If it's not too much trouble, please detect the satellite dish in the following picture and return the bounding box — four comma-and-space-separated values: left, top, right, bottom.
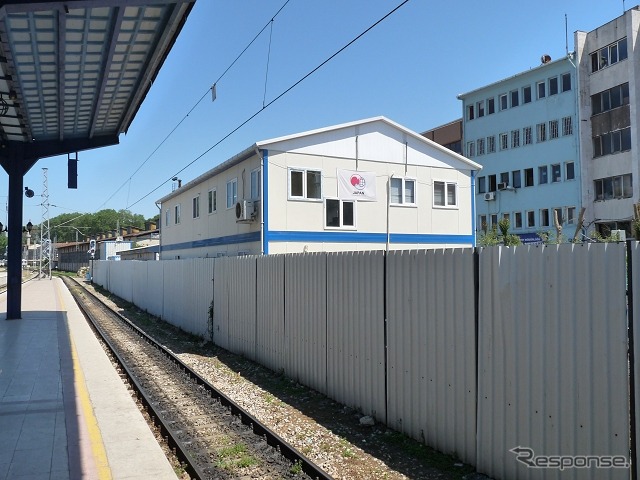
541, 54, 552, 64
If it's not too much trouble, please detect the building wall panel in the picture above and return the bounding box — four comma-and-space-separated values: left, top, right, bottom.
326, 251, 386, 420
477, 243, 629, 480
386, 248, 477, 464
284, 253, 328, 394
256, 255, 286, 372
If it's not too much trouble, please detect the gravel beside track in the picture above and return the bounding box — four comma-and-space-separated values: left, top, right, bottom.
66, 276, 478, 480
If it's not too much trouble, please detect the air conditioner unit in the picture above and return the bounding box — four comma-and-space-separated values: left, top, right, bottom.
497, 182, 509, 191
484, 192, 496, 201
235, 200, 255, 222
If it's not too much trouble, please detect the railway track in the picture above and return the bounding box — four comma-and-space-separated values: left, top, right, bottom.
63, 276, 331, 480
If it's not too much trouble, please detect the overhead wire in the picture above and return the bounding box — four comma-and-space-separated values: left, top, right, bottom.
127, 0, 411, 210
98, 0, 293, 212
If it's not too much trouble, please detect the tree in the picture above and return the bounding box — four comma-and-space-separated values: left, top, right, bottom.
38, 209, 149, 243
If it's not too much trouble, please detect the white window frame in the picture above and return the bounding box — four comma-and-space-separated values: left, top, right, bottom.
324, 198, 356, 229
192, 195, 200, 219
540, 208, 550, 227
226, 178, 237, 209
389, 177, 417, 206
514, 212, 523, 229
500, 132, 508, 150
511, 129, 520, 148
208, 188, 217, 214
487, 135, 496, 153
565, 161, 575, 181
433, 180, 458, 209
288, 167, 322, 201
467, 141, 475, 157
165, 209, 170, 227
174, 204, 181, 225
250, 168, 261, 200
549, 119, 559, 139
567, 206, 576, 224
562, 116, 573, 136
477, 138, 485, 156
527, 210, 536, 228
551, 164, 561, 183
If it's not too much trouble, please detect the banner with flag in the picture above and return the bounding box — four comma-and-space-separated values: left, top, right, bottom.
337, 169, 377, 201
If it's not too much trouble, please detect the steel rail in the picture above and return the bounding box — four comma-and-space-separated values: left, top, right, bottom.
63, 277, 206, 480
64, 276, 332, 480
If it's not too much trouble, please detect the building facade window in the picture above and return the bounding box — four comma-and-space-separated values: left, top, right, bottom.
510, 89, 519, 107
514, 212, 523, 229
477, 101, 485, 117
591, 83, 630, 115
536, 122, 546, 142
192, 196, 200, 219
537, 81, 546, 99
208, 188, 217, 214
500, 172, 509, 184
594, 174, 632, 200
325, 198, 355, 228
551, 164, 561, 182
488, 174, 497, 192
524, 168, 534, 187
165, 209, 170, 227
540, 208, 550, 227
467, 141, 475, 157
549, 120, 559, 139
512, 170, 521, 188
511, 129, 520, 148
390, 177, 416, 205
487, 98, 495, 115
477, 138, 485, 156
549, 76, 558, 96
226, 178, 238, 208
250, 168, 261, 200
478, 176, 486, 194
561, 73, 571, 92
553, 208, 563, 225
433, 181, 457, 207
500, 93, 508, 110
174, 204, 181, 225
562, 116, 573, 136
523, 85, 532, 104
565, 162, 575, 180
289, 168, 321, 200
487, 135, 496, 153
567, 206, 576, 224
539, 165, 548, 184
591, 37, 628, 73
593, 127, 632, 157
524, 126, 532, 145
527, 210, 535, 228
500, 132, 508, 150
467, 105, 474, 120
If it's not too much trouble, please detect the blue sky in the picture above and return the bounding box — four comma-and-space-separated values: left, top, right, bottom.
15, 0, 628, 225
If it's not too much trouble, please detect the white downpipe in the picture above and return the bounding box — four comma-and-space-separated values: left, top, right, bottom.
387, 173, 394, 252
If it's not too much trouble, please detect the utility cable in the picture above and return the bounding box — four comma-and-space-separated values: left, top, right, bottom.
127, 0, 411, 210
98, 0, 293, 212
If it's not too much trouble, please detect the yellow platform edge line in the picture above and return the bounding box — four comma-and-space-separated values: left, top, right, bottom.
55, 280, 113, 480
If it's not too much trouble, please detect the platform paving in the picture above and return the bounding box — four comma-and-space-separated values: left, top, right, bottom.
0, 277, 177, 480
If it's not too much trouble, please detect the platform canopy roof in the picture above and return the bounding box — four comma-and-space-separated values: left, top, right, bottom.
0, 0, 194, 161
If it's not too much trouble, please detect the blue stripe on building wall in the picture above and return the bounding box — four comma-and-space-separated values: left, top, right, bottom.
471, 170, 476, 246
162, 231, 261, 252
262, 149, 269, 255
267, 230, 474, 245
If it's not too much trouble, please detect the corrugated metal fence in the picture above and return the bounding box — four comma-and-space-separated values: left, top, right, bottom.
92, 243, 635, 479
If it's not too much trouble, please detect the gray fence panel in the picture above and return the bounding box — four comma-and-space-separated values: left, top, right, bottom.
284, 253, 328, 394
160, 258, 213, 337
212, 258, 230, 350
256, 255, 285, 372
632, 241, 640, 475
477, 244, 629, 480
144, 261, 165, 318
386, 248, 477, 464
108, 261, 134, 303
326, 251, 386, 420
92, 260, 108, 288
226, 256, 257, 360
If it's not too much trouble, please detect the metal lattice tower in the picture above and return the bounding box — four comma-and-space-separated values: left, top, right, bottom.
40, 168, 51, 279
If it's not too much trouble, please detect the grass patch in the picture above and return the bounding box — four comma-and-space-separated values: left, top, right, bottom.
290, 459, 303, 475
215, 442, 258, 471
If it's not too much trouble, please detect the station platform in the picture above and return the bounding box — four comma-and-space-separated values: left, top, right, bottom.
0, 277, 177, 480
